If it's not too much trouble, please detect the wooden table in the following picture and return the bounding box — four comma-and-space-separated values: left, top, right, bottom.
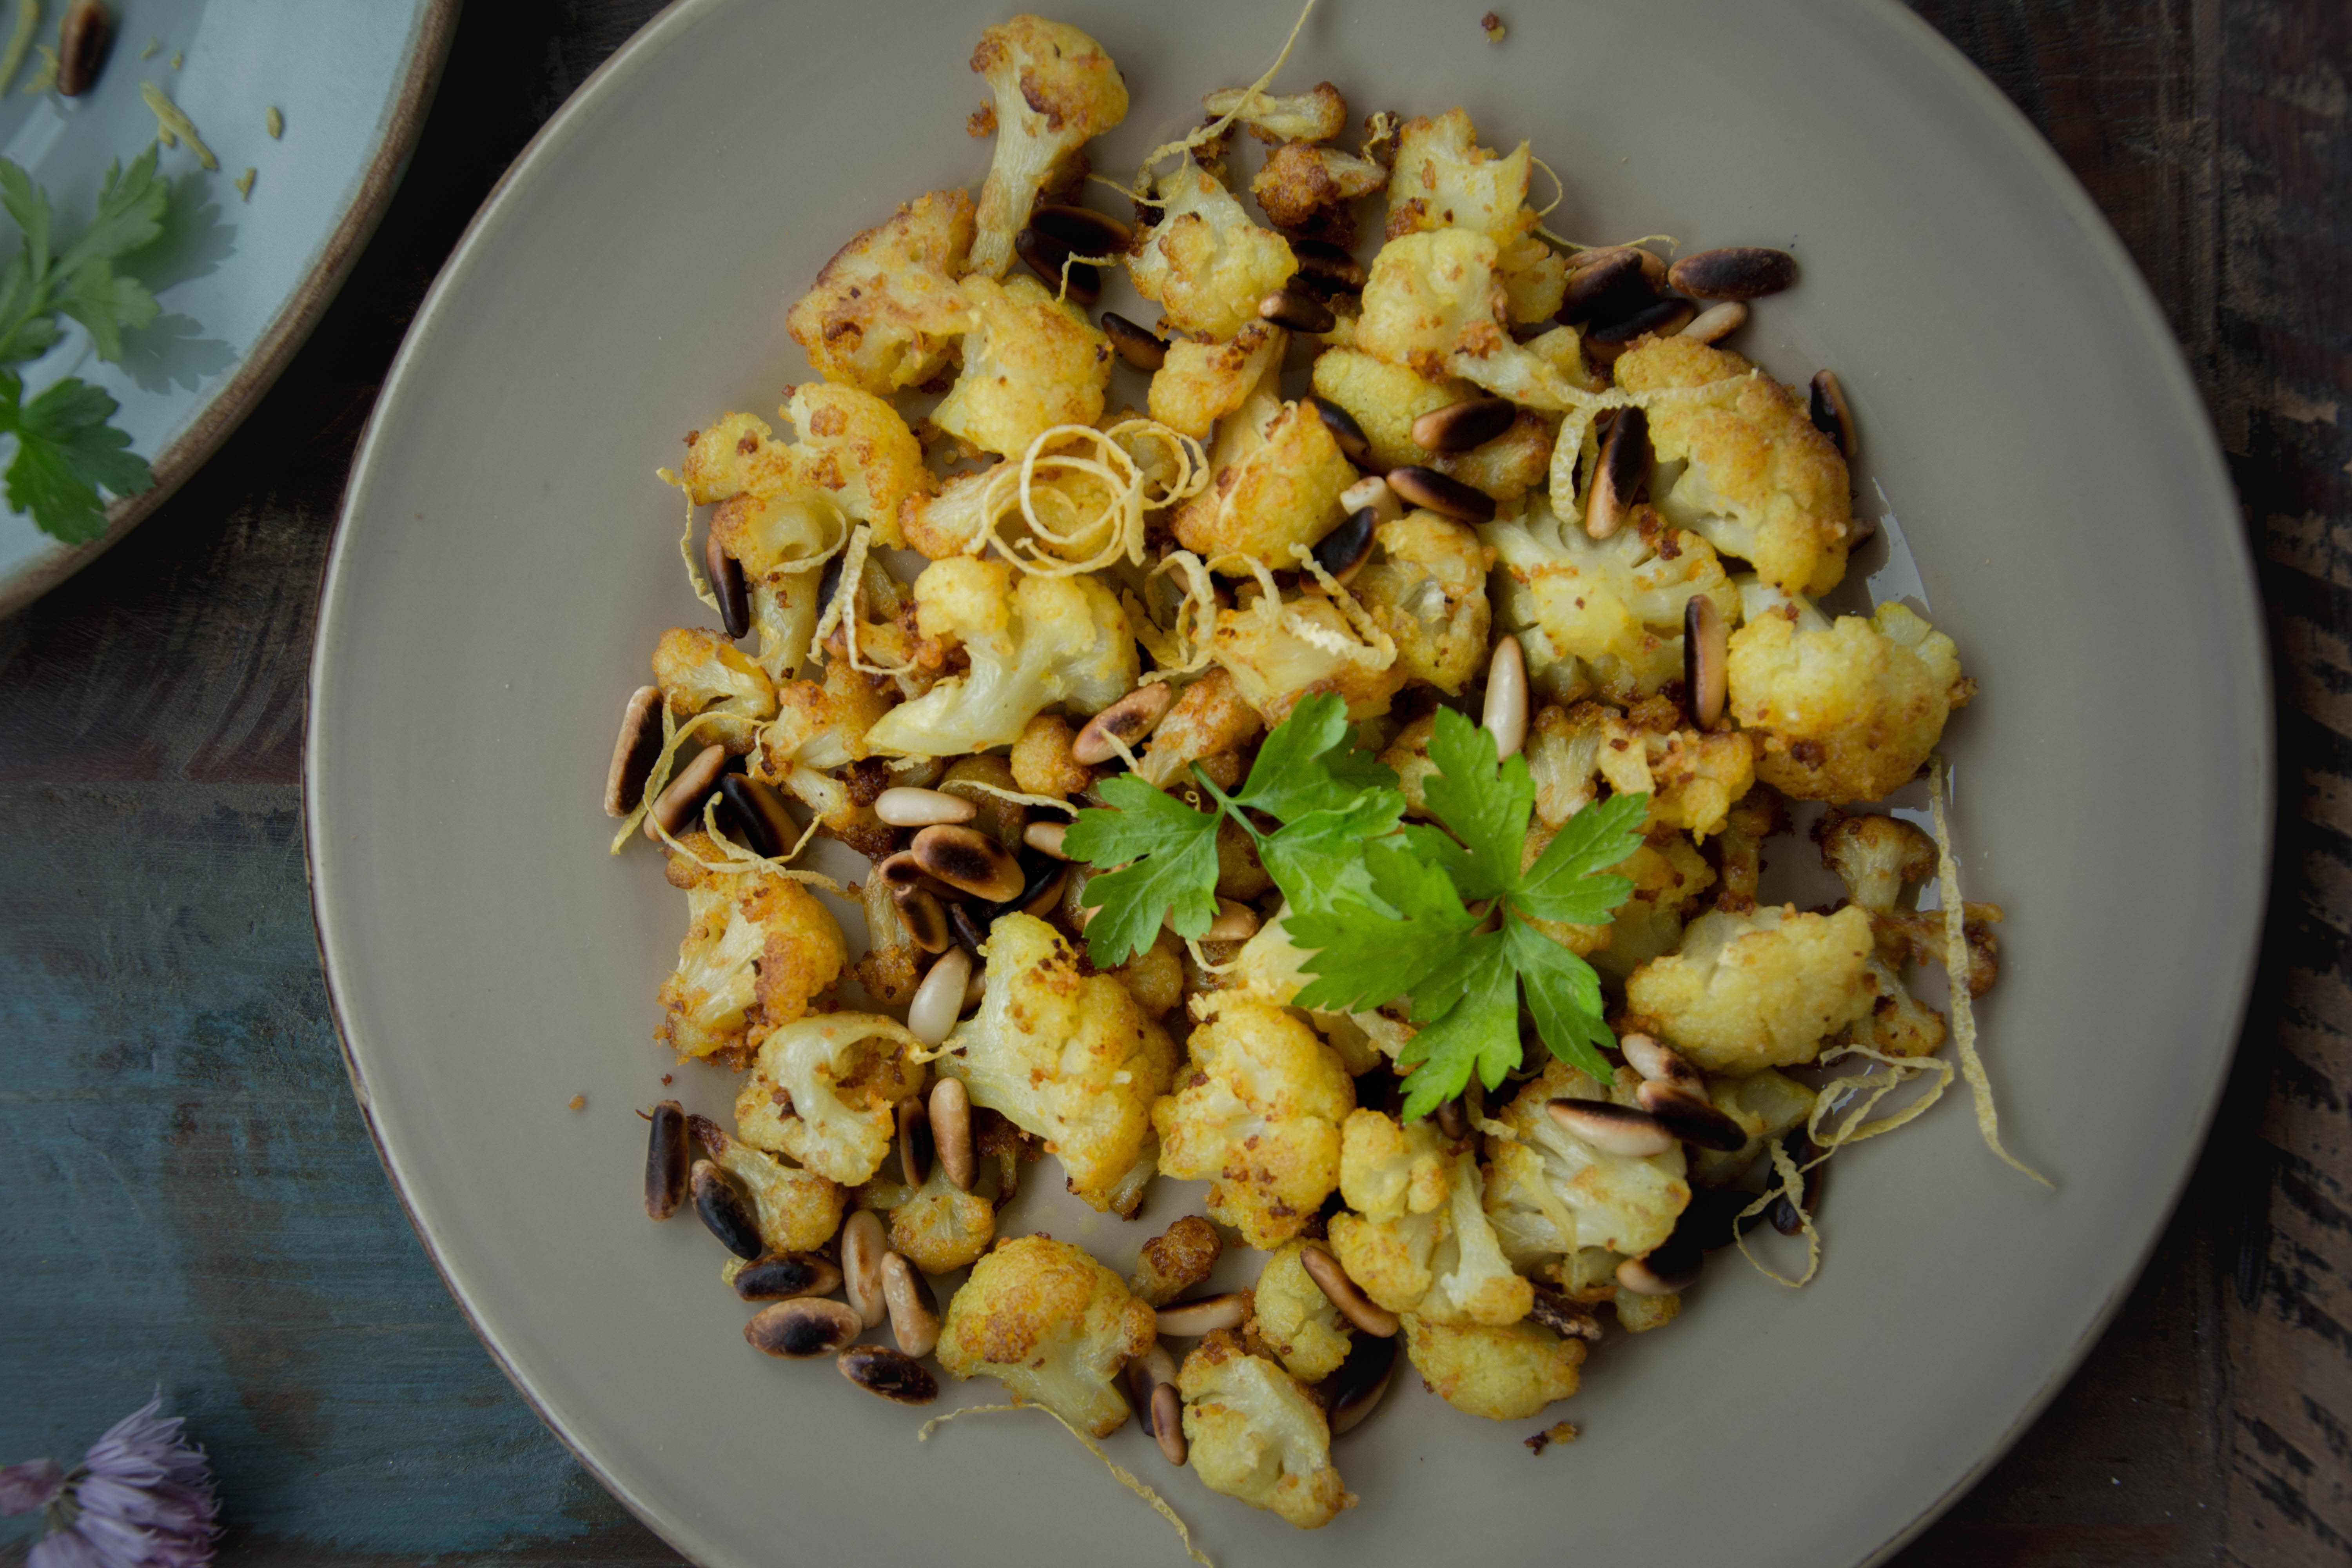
2, 3, 2341, 1561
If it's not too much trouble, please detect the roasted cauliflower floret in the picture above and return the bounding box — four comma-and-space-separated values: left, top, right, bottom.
1353, 512, 1494, 693
1338, 1106, 1450, 1222
1254, 141, 1387, 232
1135, 666, 1264, 786
1180, 1333, 1354, 1529
1727, 581, 1967, 803
862, 557, 1137, 756
1589, 825, 1718, 982
1251, 1241, 1353, 1382
695, 1117, 844, 1253
1482, 499, 1737, 705
889, 1162, 998, 1274
1152, 996, 1354, 1249
1171, 394, 1356, 567
1202, 81, 1348, 143
755, 656, 895, 775
1624, 904, 1878, 1072
1355, 229, 1505, 379
1130, 1213, 1224, 1306
779, 383, 930, 547
1401, 1314, 1584, 1421
932, 274, 1113, 459
1688, 1067, 1819, 1187
1212, 583, 1408, 724
731, 1014, 924, 1185
1483, 1061, 1691, 1268
1330, 1130, 1530, 1327
937, 1235, 1156, 1437
1308, 348, 1475, 472
784, 189, 975, 396
967, 16, 1129, 279
654, 835, 847, 1065
938, 913, 1177, 1209
1819, 810, 1939, 915
1616, 336, 1853, 597
1010, 711, 1094, 798
651, 627, 777, 753
1129, 156, 1297, 339
1383, 107, 1531, 249
1147, 321, 1285, 441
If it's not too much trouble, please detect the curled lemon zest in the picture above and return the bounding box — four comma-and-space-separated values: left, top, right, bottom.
956, 779, 1082, 817
965, 421, 1208, 577
1130, 550, 1219, 676
919, 1403, 1212, 1568
1136, 0, 1317, 189
810, 524, 918, 679
1733, 1136, 1822, 1288
1216, 552, 1396, 671
657, 469, 724, 616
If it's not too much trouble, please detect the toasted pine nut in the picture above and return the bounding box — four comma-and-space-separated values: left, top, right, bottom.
1299, 1245, 1399, 1337
909, 947, 971, 1049
1546, 1098, 1677, 1158
606, 686, 663, 818
1155, 1292, 1249, 1337
1024, 821, 1071, 859
874, 786, 977, 827
841, 1209, 888, 1328
1072, 683, 1174, 766
1151, 1381, 1187, 1465
930, 1076, 975, 1191
1681, 300, 1747, 343
642, 744, 727, 841
1483, 637, 1528, 759
881, 1251, 941, 1359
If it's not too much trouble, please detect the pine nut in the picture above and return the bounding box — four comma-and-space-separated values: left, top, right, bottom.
1259, 286, 1335, 334
746, 1298, 862, 1358
1635, 1079, 1749, 1152
642, 745, 728, 841
1311, 507, 1377, 583
1667, 247, 1797, 301
730, 1252, 843, 1302
1809, 370, 1857, 459
1291, 237, 1367, 292
56, 0, 116, 98
1305, 395, 1379, 471
881, 1251, 942, 1359
838, 1343, 939, 1404
1325, 1334, 1398, 1436
1681, 300, 1747, 344
1585, 407, 1649, 540
1527, 1282, 1604, 1341
1386, 464, 1496, 523
842, 1209, 888, 1328
908, 947, 972, 1049
1102, 312, 1169, 371
1619, 1032, 1704, 1092
1482, 637, 1528, 760
875, 786, 978, 827
911, 824, 1025, 902
1151, 1381, 1187, 1465
929, 1076, 975, 1191
1546, 1098, 1677, 1158
1029, 203, 1133, 254
1558, 247, 1662, 323
1410, 396, 1516, 453
643, 1099, 687, 1220
1154, 1292, 1249, 1337
1586, 297, 1697, 349
690, 1160, 764, 1259
1071, 682, 1174, 765
1125, 1343, 1180, 1418
1023, 821, 1071, 859
1015, 226, 1101, 304
1300, 1244, 1399, 1337
897, 1094, 931, 1187
1338, 474, 1401, 524
1684, 594, 1727, 730
706, 527, 750, 639
893, 886, 953, 955
605, 686, 664, 818
1205, 899, 1259, 941
1617, 1243, 1700, 1296
718, 774, 797, 858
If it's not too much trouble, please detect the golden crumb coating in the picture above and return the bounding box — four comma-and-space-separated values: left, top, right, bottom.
1355, 229, 1507, 379
1153, 995, 1354, 1249
1129, 156, 1298, 339
1624, 903, 1878, 1073
1401, 1314, 1585, 1421
785, 189, 975, 395
1147, 321, 1285, 441
1180, 1333, 1354, 1529
933, 274, 1113, 459
938, 1234, 1157, 1437
1728, 593, 1965, 802
653, 835, 847, 1066
1172, 397, 1357, 568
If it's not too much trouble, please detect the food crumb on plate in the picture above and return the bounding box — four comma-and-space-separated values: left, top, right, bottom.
1524, 1422, 1577, 1455
568, 1093, 586, 1111
265, 104, 283, 138
1481, 10, 1506, 42
234, 167, 254, 201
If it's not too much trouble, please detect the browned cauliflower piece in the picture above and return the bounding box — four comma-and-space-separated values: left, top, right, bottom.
1129, 156, 1298, 339
1180, 1332, 1355, 1529
933, 275, 1113, 459
784, 189, 975, 395
968, 17, 1129, 279
1400, 1314, 1584, 1421
1202, 82, 1348, 143
1135, 666, 1265, 786
1615, 336, 1853, 597
1355, 229, 1506, 379
1212, 581, 1408, 724
652, 627, 775, 754
1147, 321, 1285, 441
1308, 347, 1475, 472
1381, 108, 1562, 324
1352, 512, 1494, 693
1010, 711, 1094, 798
1129, 1213, 1224, 1306
653, 834, 847, 1066
889, 1162, 998, 1274
1171, 393, 1356, 568
1623, 903, 1878, 1073
1153, 996, 1354, 1249
1253, 140, 1387, 231
1727, 581, 1968, 803
938, 1234, 1156, 1436
731, 1013, 924, 1185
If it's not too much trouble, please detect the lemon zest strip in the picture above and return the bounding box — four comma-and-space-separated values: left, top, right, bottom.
919, 1403, 1212, 1568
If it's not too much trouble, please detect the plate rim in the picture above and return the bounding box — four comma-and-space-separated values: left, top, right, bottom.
0, 0, 464, 619
303, 0, 2275, 1561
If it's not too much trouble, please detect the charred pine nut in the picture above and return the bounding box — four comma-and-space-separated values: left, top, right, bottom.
604, 686, 664, 818
930, 1076, 975, 1191
642, 744, 728, 841
1071, 683, 1174, 765
1300, 1244, 1399, 1337
1546, 1098, 1677, 1158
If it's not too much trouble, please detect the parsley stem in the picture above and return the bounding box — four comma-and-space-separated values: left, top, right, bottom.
1185, 764, 1265, 849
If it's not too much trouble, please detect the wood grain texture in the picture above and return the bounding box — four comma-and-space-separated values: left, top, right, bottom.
0, 0, 2341, 1562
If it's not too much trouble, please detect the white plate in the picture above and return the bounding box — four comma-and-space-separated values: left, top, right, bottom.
0, 0, 456, 615
307, 1, 2269, 1563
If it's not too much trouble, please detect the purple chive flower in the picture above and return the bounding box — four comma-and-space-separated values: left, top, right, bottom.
3, 1396, 217, 1568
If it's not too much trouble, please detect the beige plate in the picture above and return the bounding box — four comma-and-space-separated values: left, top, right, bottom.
306, 1, 2267, 1564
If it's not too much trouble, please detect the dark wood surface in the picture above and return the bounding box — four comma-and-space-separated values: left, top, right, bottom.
1, 1, 2343, 1561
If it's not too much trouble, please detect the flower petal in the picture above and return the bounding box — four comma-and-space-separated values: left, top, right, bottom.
0, 1457, 65, 1514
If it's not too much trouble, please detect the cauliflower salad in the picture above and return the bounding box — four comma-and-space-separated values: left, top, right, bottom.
605, 9, 2016, 1543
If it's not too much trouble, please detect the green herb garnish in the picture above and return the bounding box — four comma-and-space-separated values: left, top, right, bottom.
1064, 693, 1650, 1118
0, 146, 166, 542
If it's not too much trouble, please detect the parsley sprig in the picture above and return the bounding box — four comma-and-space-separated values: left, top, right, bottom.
1064, 693, 1651, 1118
0, 147, 166, 542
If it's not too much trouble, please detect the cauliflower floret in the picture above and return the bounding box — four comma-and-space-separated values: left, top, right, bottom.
1250, 1242, 1353, 1382
1353, 512, 1494, 693
651, 628, 777, 754
779, 384, 929, 548
937, 1234, 1156, 1437
1130, 1213, 1224, 1306
694, 1117, 844, 1253
1329, 1133, 1530, 1327
731, 1014, 924, 1185
654, 835, 847, 1065
1253, 140, 1387, 232
1171, 394, 1356, 567
1338, 1107, 1450, 1222
1308, 348, 1475, 473
1616, 336, 1853, 597
1147, 321, 1285, 442
1483, 1061, 1691, 1269
932, 275, 1113, 459
755, 657, 895, 775
1135, 666, 1264, 786
888, 1163, 998, 1274
1201, 82, 1348, 144
1819, 810, 1939, 916
862, 557, 1137, 756
938, 913, 1178, 1210
1010, 711, 1094, 798
1212, 583, 1407, 724
784, 189, 975, 395
1152, 996, 1354, 1249
1129, 156, 1297, 340
1355, 229, 1506, 379
967, 17, 1129, 279
1624, 904, 1878, 1072
1382, 108, 1531, 250
1433, 407, 1557, 502
1481, 497, 1737, 705
1727, 581, 1967, 803
1588, 826, 1718, 982
1180, 1333, 1354, 1529
1688, 1067, 1818, 1187
1400, 1314, 1583, 1421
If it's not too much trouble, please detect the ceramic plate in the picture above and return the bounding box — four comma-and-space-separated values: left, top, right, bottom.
0, 0, 456, 616
307, 1, 2267, 1564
